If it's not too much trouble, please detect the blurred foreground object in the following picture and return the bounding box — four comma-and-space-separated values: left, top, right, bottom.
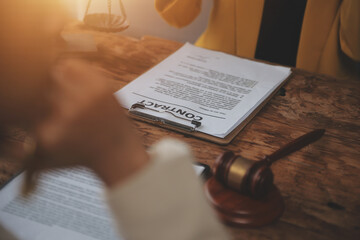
61, 33, 98, 52
84, 0, 129, 32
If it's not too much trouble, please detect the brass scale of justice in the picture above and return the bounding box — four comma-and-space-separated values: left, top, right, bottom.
83, 0, 129, 32
82, 0, 326, 228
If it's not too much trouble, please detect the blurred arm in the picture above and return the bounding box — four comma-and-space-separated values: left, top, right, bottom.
29, 61, 228, 239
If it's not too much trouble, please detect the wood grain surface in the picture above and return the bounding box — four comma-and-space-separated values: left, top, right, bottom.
0, 22, 359, 239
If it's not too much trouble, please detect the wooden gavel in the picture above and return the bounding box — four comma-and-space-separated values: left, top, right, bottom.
213, 129, 325, 198
205, 129, 325, 227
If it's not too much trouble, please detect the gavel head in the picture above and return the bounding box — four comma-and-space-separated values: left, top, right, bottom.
214, 151, 274, 198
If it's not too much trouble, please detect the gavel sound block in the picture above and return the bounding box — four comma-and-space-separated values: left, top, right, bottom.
205, 129, 325, 227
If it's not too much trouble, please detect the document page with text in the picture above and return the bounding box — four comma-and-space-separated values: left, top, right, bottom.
116, 43, 291, 138
0, 169, 122, 240
0, 165, 206, 240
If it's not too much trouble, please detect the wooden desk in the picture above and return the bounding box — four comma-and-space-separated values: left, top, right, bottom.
1, 24, 359, 239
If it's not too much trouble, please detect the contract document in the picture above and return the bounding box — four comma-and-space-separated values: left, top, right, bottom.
116, 43, 291, 139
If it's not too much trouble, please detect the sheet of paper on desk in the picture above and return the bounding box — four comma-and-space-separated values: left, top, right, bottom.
115, 43, 291, 138
0, 165, 204, 240
0, 168, 122, 240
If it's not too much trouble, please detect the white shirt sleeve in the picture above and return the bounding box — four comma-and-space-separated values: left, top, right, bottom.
105, 138, 230, 240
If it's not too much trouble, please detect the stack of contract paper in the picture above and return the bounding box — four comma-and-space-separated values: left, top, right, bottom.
116, 43, 292, 143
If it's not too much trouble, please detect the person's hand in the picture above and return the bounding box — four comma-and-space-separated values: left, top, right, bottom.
25, 60, 149, 191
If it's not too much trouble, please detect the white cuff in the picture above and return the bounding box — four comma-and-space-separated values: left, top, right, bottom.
106, 138, 229, 240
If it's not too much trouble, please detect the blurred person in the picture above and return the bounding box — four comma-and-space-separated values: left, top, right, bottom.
155, 0, 360, 80
0, 0, 229, 239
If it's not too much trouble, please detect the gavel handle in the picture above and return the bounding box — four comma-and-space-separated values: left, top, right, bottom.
264, 129, 325, 166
